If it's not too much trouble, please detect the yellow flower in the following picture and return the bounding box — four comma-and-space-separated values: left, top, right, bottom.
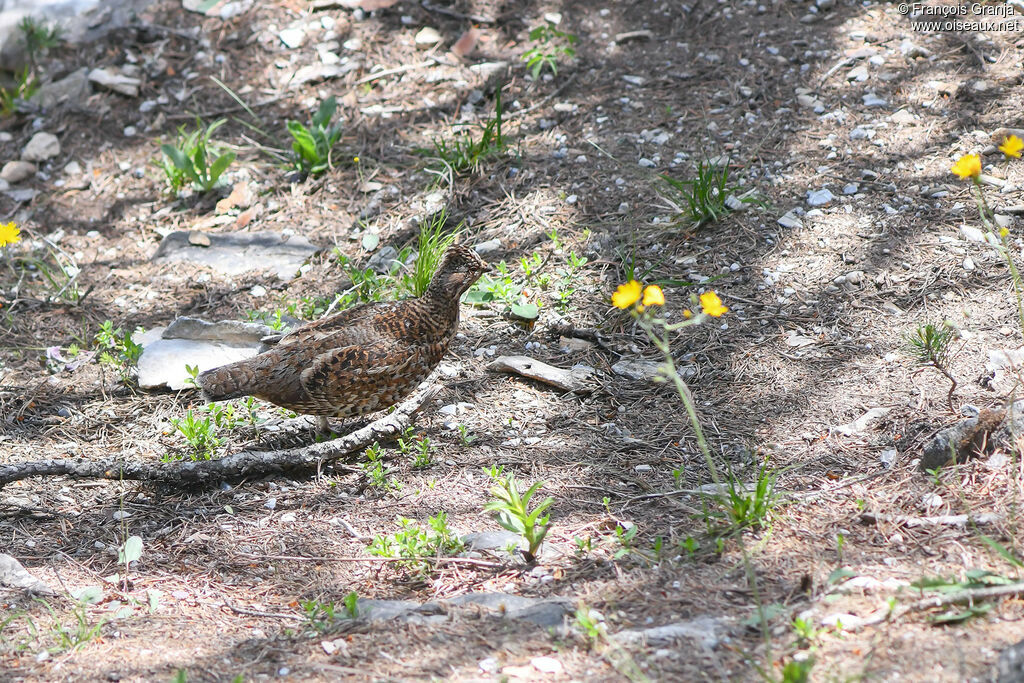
642, 285, 665, 307
0, 221, 20, 247
612, 280, 642, 309
1001, 227, 1011, 238
683, 309, 693, 319
1000, 135, 1024, 159
700, 291, 728, 317
951, 154, 982, 179
353, 156, 360, 163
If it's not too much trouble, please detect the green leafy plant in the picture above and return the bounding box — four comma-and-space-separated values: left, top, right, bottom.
367, 513, 464, 572
288, 96, 343, 176
456, 424, 476, 446
906, 321, 958, 411
361, 442, 400, 491
483, 468, 553, 563
300, 599, 338, 633
613, 523, 638, 559
397, 429, 434, 469
465, 259, 539, 321
660, 159, 761, 229
522, 23, 578, 78
39, 598, 106, 654
94, 320, 143, 381
342, 591, 359, 619
167, 410, 222, 460
573, 603, 607, 647
709, 459, 781, 534
0, 67, 38, 118
429, 90, 506, 174
158, 118, 236, 194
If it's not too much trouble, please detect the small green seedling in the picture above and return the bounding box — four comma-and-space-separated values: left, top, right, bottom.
906, 320, 958, 410
522, 23, 578, 78
288, 96, 343, 176
158, 118, 236, 194
483, 468, 553, 563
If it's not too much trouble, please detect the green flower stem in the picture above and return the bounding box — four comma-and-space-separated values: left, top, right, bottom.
972, 177, 1024, 338
636, 312, 721, 489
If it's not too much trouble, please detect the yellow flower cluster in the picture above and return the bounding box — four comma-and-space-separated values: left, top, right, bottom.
611, 280, 727, 317
0, 221, 19, 247
612, 280, 664, 311
951, 135, 1024, 179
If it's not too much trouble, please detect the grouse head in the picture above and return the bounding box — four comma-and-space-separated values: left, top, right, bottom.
427, 244, 490, 299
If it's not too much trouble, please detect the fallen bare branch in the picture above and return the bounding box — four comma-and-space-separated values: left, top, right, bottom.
859, 512, 1002, 528
0, 386, 438, 489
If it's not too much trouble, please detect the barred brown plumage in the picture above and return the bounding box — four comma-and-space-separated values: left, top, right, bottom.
195, 244, 489, 431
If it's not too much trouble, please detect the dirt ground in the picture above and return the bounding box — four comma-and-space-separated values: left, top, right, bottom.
6, 0, 1024, 680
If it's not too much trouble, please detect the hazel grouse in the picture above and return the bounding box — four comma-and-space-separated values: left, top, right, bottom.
196, 244, 489, 431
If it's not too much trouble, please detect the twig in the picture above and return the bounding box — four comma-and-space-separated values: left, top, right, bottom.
851, 582, 1024, 631
859, 512, 1001, 528
355, 59, 437, 85
0, 386, 438, 489
223, 599, 303, 621
235, 553, 502, 568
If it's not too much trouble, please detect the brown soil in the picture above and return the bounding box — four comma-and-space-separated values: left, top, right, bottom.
4, 1, 1024, 681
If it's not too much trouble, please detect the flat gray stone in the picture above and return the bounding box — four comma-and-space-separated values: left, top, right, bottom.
0, 553, 53, 595
612, 616, 729, 650
151, 231, 318, 281
505, 599, 572, 627
21, 132, 60, 162
462, 530, 523, 552
31, 68, 90, 109
136, 319, 273, 390
612, 359, 676, 382
446, 592, 536, 612
357, 599, 420, 622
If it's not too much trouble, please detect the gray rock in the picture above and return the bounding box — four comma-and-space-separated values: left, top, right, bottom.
366, 245, 400, 274
278, 27, 306, 49
612, 359, 663, 382
88, 67, 141, 97
506, 599, 572, 627
846, 65, 869, 82
612, 616, 728, 650
862, 92, 887, 107
163, 317, 275, 344
30, 68, 90, 109
21, 132, 60, 162
151, 231, 319, 281
462, 531, 524, 553
0, 553, 53, 595
806, 189, 834, 207
473, 239, 502, 255
357, 599, 420, 622
999, 638, 1024, 682
446, 592, 536, 611
136, 323, 265, 391
1, 160, 35, 183
777, 210, 803, 229
920, 402, 1024, 470
415, 26, 442, 46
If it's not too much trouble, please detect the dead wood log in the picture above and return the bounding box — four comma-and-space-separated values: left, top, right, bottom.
0, 386, 438, 489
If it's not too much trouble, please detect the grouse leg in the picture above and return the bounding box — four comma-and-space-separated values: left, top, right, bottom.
316, 415, 330, 434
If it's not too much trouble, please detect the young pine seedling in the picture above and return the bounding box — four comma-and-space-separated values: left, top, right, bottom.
906, 321, 958, 411
483, 468, 554, 563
